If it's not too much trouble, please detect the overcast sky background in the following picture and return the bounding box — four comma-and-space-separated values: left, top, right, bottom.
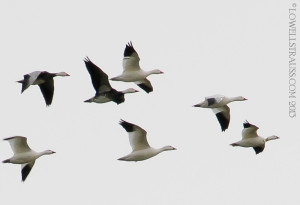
0, 0, 299, 204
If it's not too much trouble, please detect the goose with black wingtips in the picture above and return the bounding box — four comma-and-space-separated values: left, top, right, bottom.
17, 71, 70, 106
2, 136, 55, 182
83, 57, 138, 104
110, 42, 163, 93
230, 121, 279, 154
118, 119, 176, 161
193, 94, 247, 131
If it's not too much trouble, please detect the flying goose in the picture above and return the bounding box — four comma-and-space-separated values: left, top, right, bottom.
118, 119, 176, 161
110, 42, 163, 93
230, 121, 279, 154
83, 57, 138, 104
17, 71, 70, 106
2, 136, 55, 181
193, 94, 247, 131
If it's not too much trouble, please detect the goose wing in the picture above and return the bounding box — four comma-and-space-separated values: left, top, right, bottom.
38, 79, 54, 106
242, 121, 259, 139
212, 105, 230, 131
20, 71, 42, 93
205, 95, 224, 106
119, 119, 150, 151
84, 57, 112, 94
135, 78, 153, 93
253, 145, 265, 155
4, 136, 32, 154
21, 161, 35, 181
122, 42, 141, 72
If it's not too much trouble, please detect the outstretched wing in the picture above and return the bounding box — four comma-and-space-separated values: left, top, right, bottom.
21, 161, 35, 182
212, 105, 230, 131
84, 57, 112, 94
20, 71, 42, 93
39, 79, 54, 106
135, 78, 153, 93
4, 136, 32, 154
122, 42, 141, 72
119, 119, 150, 151
242, 121, 259, 139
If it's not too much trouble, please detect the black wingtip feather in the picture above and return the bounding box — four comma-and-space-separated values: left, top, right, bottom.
137, 83, 153, 93
243, 121, 252, 128
207, 98, 217, 106
3, 137, 14, 141
215, 112, 229, 132
83, 56, 92, 64
119, 119, 134, 132
124, 41, 136, 57
21, 164, 32, 182
114, 95, 125, 104
253, 146, 264, 154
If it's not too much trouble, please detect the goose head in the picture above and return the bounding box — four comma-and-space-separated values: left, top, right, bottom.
265, 135, 279, 142
55, 72, 70, 77
161, 146, 177, 152
193, 102, 204, 107
121, 88, 139, 94
42, 150, 56, 155
149, 69, 164, 75
234, 96, 248, 101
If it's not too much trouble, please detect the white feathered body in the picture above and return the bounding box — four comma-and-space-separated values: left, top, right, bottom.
232, 137, 265, 148
118, 148, 160, 161
5, 151, 39, 164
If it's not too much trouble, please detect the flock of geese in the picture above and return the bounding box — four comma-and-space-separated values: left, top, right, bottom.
3, 42, 279, 182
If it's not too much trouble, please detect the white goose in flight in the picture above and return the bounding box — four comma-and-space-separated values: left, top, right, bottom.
193, 94, 247, 131
118, 120, 176, 161
83, 57, 138, 104
230, 121, 279, 154
17, 71, 70, 106
110, 42, 163, 93
2, 136, 55, 181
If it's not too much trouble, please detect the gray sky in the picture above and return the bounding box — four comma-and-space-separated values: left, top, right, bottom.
0, 0, 299, 204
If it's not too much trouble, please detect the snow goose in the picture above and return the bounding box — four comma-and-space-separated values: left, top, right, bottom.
118, 120, 176, 161
2, 136, 55, 181
17, 71, 70, 106
230, 121, 279, 154
193, 94, 247, 131
83, 57, 138, 104
110, 42, 163, 93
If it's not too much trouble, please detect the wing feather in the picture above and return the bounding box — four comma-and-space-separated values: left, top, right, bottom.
84, 57, 112, 93
39, 79, 54, 106
212, 105, 230, 131
4, 136, 32, 154
135, 79, 153, 93
119, 120, 150, 151
122, 42, 141, 72
20, 71, 42, 93
205, 95, 224, 105
21, 161, 35, 181
242, 121, 259, 139
253, 145, 265, 154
